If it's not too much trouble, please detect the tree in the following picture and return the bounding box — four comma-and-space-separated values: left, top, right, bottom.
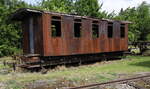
0, 0, 29, 57
41, 0, 74, 13
74, 0, 101, 17
115, 1, 150, 42
41, 0, 110, 18
136, 2, 150, 41
74, 0, 114, 18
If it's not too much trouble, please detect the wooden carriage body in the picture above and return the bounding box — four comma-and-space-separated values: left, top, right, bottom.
11, 8, 130, 57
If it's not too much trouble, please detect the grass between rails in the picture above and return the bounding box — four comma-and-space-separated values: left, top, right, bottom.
0, 56, 150, 88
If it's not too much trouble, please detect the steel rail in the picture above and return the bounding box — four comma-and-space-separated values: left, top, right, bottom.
68, 74, 150, 89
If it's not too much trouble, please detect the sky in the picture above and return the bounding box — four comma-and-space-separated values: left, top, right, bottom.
22, 0, 150, 13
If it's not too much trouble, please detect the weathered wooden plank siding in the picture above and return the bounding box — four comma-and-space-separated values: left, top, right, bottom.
23, 13, 129, 56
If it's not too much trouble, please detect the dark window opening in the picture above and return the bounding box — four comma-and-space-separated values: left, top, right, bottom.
107, 22, 113, 38
74, 19, 81, 22
93, 20, 99, 23
120, 24, 125, 38
51, 16, 61, 37
92, 21, 99, 38
74, 19, 82, 37
52, 16, 61, 20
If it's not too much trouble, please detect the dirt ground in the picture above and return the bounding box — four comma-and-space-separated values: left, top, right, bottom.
25, 72, 150, 89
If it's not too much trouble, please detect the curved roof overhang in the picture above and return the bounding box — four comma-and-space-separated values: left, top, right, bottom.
10, 8, 42, 21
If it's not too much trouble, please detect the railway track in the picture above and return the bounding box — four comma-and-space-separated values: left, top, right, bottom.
68, 74, 150, 89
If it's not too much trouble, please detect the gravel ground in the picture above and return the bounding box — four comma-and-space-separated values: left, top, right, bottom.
77, 77, 150, 89
24, 73, 150, 89
84, 73, 150, 89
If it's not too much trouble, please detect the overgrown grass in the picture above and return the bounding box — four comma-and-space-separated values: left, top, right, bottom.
0, 56, 150, 88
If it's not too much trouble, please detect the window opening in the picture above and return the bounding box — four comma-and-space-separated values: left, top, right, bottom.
120, 24, 125, 38
74, 19, 82, 37
92, 21, 99, 38
51, 16, 61, 37
107, 22, 113, 38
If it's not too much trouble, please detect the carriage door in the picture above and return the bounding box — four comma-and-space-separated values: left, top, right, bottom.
29, 17, 34, 54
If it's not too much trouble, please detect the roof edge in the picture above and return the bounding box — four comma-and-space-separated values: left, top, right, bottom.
10, 8, 42, 21
11, 8, 132, 24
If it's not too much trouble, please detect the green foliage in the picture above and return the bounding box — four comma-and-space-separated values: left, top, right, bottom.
115, 1, 150, 42
74, 0, 101, 17
137, 2, 150, 41
41, 0, 74, 13
146, 34, 150, 41
41, 0, 111, 18
0, 0, 29, 57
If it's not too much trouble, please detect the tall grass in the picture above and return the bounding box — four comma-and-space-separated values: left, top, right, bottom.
0, 56, 150, 88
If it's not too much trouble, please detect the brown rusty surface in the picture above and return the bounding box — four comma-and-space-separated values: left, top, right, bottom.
33, 15, 43, 55
40, 13, 129, 56
42, 13, 51, 56
20, 12, 129, 57
22, 14, 44, 55
125, 24, 128, 50
22, 18, 30, 54
21, 56, 40, 63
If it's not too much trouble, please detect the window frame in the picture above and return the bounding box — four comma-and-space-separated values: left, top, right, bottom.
120, 24, 125, 38
107, 22, 113, 38
51, 15, 62, 37
92, 20, 99, 38
73, 18, 82, 38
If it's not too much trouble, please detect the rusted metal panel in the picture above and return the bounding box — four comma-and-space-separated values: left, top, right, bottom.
38, 15, 44, 54
71, 17, 82, 54
51, 38, 63, 55
51, 14, 64, 55
20, 11, 129, 57
124, 24, 128, 50
103, 21, 109, 52
92, 20, 100, 53
114, 38, 121, 51
33, 15, 43, 55
42, 13, 51, 56
108, 38, 113, 52
22, 15, 43, 55
107, 21, 113, 52
81, 19, 93, 54
99, 21, 107, 52
72, 38, 82, 54
62, 16, 74, 55
119, 24, 128, 51
93, 38, 100, 53
113, 21, 121, 51
41, 14, 129, 56
113, 21, 120, 38
48, 14, 64, 56
120, 38, 125, 51
22, 18, 30, 54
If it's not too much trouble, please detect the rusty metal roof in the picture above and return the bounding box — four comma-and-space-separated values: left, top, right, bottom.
11, 8, 132, 23
10, 8, 42, 20
102, 19, 132, 24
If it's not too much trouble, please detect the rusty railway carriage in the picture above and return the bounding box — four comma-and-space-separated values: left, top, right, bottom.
11, 8, 131, 68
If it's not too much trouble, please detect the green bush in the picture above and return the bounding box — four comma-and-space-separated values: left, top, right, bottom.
0, 45, 21, 57
146, 34, 150, 41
